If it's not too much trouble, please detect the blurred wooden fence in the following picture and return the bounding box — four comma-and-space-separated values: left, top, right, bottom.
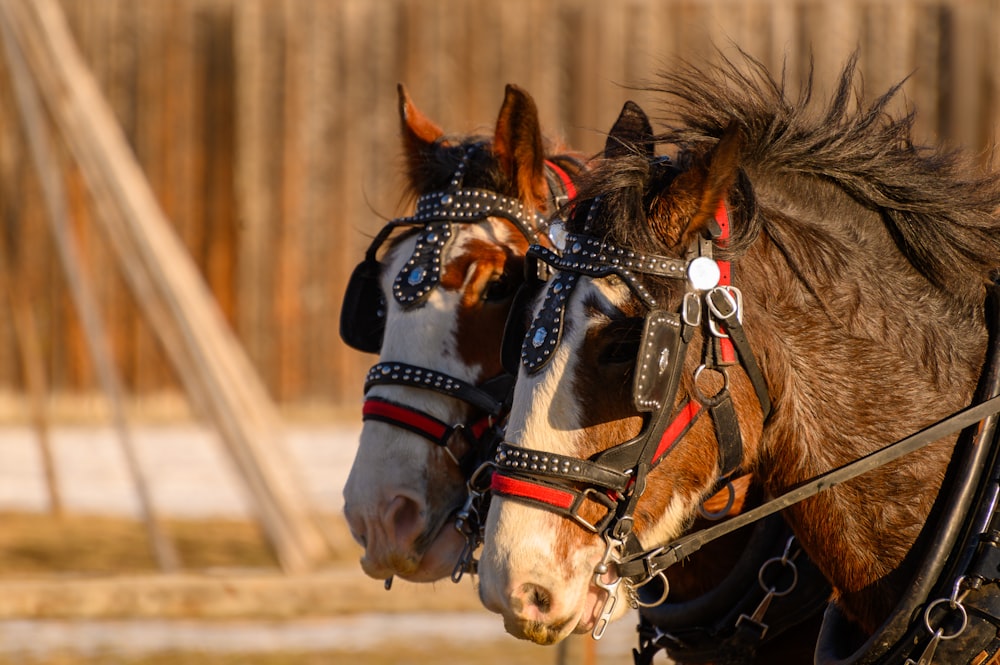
0, 0, 998, 417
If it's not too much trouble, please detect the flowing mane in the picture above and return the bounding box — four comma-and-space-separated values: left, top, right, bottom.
577, 52, 1000, 308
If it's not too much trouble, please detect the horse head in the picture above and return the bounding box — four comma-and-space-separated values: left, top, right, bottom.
477, 98, 768, 644
341, 84, 583, 583
478, 53, 1000, 645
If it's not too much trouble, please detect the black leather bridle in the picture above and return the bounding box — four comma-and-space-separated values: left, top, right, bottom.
339, 145, 580, 582
489, 185, 773, 636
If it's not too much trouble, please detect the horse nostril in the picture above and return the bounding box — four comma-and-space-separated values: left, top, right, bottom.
526, 583, 552, 613
515, 582, 552, 616
342, 503, 369, 549
383, 495, 425, 549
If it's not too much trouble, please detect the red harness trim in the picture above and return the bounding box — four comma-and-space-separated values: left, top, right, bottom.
715, 202, 737, 364
363, 397, 492, 447
363, 398, 451, 444
544, 159, 578, 201
652, 399, 703, 464
490, 474, 576, 510
467, 415, 493, 440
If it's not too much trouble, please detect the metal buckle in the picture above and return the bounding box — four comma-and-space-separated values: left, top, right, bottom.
567, 487, 618, 534
451, 463, 494, 583
682, 291, 702, 327
707, 286, 742, 337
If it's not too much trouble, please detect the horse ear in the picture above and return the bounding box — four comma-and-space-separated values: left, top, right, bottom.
651, 122, 744, 249
398, 83, 445, 183
605, 101, 654, 158
494, 84, 547, 208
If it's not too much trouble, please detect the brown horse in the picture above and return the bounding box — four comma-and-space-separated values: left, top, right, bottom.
341, 84, 583, 582
478, 51, 1000, 655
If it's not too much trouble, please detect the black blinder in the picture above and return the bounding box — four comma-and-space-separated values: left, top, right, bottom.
632, 309, 685, 413
501, 254, 548, 375
502, 284, 537, 375
339, 258, 387, 353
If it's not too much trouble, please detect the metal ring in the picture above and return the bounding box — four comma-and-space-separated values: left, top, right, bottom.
692, 364, 730, 407
633, 572, 670, 608
922, 597, 969, 640
467, 461, 495, 494
698, 480, 736, 520
757, 556, 798, 597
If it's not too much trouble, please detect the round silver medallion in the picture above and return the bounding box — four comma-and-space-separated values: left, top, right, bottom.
688, 256, 721, 291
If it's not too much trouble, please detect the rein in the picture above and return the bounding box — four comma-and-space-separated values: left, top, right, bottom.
616, 391, 1000, 580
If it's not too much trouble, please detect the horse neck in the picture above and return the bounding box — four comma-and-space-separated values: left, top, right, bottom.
736, 179, 989, 632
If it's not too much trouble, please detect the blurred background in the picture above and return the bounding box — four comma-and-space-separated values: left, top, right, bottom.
0, 0, 997, 663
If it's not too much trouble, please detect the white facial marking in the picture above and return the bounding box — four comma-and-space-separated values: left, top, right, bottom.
481, 269, 720, 639
480, 275, 634, 638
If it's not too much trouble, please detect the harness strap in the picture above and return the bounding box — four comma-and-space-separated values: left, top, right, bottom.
490, 474, 619, 534
616, 391, 1000, 580
711, 394, 744, 477
707, 287, 771, 420
544, 159, 579, 206
364, 362, 512, 417
712, 201, 737, 365
490, 399, 704, 533
363, 398, 456, 447
494, 442, 633, 493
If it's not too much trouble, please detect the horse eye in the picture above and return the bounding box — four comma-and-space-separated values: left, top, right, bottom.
483, 273, 515, 302
598, 319, 644, 365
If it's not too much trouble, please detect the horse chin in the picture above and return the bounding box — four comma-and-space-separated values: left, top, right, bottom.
398, 523, 467, 582
502, 611, 581, 645
500, 573, 625, 645
358, 514, 467, 583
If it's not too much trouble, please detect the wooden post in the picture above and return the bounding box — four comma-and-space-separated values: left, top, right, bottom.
0, 246, 62, 516
0, 0, 327, 572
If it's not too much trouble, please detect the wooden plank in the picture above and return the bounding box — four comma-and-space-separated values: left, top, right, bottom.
196, 1, 239, 329
233, 0, 282, 394
0, 568, 483, 619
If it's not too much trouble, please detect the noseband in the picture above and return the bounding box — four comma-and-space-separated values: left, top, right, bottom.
489, 188, 771, 635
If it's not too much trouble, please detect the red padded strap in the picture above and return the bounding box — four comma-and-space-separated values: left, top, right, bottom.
490, 474, 575, 511
715, 201, 736, 364
652, 400, 703, 464
544, 159, 578, 201
363, 397, 451, 445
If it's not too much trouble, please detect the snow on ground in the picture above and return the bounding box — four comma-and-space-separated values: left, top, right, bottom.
0, 423, 362, 518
